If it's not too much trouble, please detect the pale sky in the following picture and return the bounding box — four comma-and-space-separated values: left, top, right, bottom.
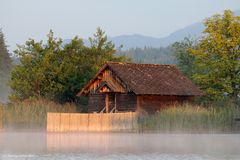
1, 0, 240, 52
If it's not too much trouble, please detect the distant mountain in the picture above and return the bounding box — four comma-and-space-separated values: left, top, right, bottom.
63, 10, 240, 50
114, 10, 240, 49
109, 34, 163, 49
108, 22, 204, 48
158, 22, 204, 47
107, 22, 203, 49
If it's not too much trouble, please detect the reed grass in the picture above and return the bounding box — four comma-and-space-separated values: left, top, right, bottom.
1, 99, 77, 129
137, 103, 240, 133
1, 100, 240, 132
0, 104, 3, 130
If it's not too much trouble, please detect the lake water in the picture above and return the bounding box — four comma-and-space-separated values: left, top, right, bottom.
0, 131, 239, 160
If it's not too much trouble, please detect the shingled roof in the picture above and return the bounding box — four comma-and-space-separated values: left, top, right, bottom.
78, 62, 203, 96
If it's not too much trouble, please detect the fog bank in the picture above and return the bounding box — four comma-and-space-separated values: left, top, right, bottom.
0, 132, 240, 160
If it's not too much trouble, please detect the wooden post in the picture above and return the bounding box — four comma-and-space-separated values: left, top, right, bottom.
105, 94, 109, 113
136, 96, 140, 110
114, 94, 117, 112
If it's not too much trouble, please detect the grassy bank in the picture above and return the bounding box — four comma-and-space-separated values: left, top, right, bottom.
138, 104, 240, 133
0, 99, 77, 129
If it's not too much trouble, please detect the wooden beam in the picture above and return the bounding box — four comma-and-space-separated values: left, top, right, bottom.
105, 94, 109, 113
114, 93, 117, 112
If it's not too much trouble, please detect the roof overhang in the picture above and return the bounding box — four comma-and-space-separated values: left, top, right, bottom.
77, 64, 109, 96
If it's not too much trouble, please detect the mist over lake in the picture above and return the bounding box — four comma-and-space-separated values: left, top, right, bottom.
0, 131, 240, 160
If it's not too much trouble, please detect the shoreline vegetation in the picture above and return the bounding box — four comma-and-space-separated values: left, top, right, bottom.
138, 103, 240, 133
1, 100, 239, 133
0, 99, 77, 129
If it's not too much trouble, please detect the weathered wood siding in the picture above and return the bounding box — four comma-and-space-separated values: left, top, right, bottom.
137, 95, 193, 112
116, 94, 136, 112
47, 112, 137, 132
88, 93, 137, 113
88, 94, 106, 113
88, 94, 193, 113
88, 94, 115, 113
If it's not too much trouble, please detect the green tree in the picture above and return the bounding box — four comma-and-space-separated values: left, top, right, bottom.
10, 28, 129, 105
171, 38, 197, 78
191, 10, 240, 100
0, 29, 12, 103
87, 27, 129, 71
0, 30, 12, 73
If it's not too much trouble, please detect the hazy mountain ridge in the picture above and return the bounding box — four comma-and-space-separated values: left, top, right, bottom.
109, 22, 205, 49
63, 10, 240, 49
62, 21, 207, 49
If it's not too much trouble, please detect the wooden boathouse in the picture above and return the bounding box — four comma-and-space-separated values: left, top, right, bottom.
77, 62, 202, 113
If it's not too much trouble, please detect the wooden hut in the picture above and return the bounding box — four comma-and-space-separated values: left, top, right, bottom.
77, 62, 202, 113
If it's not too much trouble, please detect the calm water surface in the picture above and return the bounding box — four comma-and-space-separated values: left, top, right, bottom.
0, 131, 239, 160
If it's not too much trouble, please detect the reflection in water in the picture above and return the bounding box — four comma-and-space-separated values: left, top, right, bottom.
0, 131, 240, 160
47, 133, 240, 155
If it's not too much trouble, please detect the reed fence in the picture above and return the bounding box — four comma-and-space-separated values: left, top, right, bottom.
47, 112, 137, 132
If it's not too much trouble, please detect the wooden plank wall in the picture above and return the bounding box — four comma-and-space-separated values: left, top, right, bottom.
88, 94, 106, 113
47, 112, 137, 132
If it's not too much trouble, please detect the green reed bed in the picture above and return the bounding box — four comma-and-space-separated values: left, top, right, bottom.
1, 101, 240, 132
1, 99, 77, 129
137, 104, 240, 133
0, 104, 3, 129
